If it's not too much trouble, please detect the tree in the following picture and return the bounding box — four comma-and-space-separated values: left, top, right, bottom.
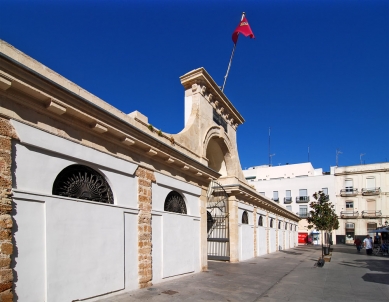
307, 191, 339, 258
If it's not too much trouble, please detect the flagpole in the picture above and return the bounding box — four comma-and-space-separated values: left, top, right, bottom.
222, 12, 246, 92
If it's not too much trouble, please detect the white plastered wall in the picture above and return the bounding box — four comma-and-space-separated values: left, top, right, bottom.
269, 215, 277, 253
256, 209, 267, 256
11, 121, 139, 301
238, 203, 254, 261
151, 172, 202, 283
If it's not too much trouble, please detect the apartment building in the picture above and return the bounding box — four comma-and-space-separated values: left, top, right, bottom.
243, 163, 335, 244
333, 163, 389, 244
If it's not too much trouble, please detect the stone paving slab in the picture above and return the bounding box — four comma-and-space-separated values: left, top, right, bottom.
92, 245, 389, 302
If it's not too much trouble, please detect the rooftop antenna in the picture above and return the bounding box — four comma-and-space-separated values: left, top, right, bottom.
269, 154, 275, 167
336, 149, 342, 166
360, 153, 365, 165
268, 127, 271, 166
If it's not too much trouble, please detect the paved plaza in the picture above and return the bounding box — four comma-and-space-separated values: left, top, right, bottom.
94, 245, 389, 302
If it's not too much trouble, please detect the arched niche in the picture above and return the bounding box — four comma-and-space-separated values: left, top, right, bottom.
205, 137, 233, 177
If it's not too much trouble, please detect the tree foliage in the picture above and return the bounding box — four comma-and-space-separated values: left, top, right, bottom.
307, 191, 339, 233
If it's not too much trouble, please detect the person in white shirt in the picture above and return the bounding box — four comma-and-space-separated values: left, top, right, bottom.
363, 235, 373, 255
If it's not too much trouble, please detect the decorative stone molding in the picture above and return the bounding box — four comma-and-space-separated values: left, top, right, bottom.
147, 149, 157, 156
0, 117, 18, 301
165, 158, 174, 164
0, 76, 11, 91
135, 167, 155, 289
45, 99, 66, 115
121, 137, 135, 146
180, 68, 245, 129
91, 122, 108, 134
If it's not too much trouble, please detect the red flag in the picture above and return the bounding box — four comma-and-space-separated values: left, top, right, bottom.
232, 16, 255, 44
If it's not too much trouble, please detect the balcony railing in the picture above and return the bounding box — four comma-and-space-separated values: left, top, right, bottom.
284, 197, 292, 204
362, 210, 382, 218
340, 210, 359, 218
272, 198, 279, 202
296, 196, 310, 203
361, 187, 380, 196
340, 188, 358, 197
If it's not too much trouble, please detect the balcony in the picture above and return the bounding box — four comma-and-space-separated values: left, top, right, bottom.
296, 196, 310, 203
298, 212, 309, 218
361, 187, 380, 196
284, 197, 292, 204
340, 188, 358, 197
340, 210, 359, 218
362, 210, 382, 218
272, 198, 279, 203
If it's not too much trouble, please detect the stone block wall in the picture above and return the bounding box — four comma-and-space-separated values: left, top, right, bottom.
0, 117, 17, 302
135, 167, 155, 289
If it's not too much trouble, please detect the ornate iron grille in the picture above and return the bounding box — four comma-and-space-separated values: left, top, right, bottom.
242, 211, 248, 224
52, 165, 114, 204
164, 191, 187, 214
207, 180, 229, 261
258, 215, 263, 226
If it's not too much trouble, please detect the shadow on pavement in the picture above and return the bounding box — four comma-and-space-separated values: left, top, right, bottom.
279, 250, 303, 255
362, 273, 389, 285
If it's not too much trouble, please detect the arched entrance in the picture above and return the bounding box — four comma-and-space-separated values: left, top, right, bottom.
206, 180, 229, 261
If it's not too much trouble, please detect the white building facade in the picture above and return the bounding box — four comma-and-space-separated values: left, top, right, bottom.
243, 163, 335, 244
0, 40, 299, 301
333, 163, 389, 244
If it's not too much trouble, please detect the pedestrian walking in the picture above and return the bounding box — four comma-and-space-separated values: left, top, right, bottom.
354, 237, 362, 253
363, 235, 373, 255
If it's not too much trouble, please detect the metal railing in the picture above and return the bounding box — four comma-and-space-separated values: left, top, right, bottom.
296, 196, 310, 203
340, 210, 359, 218
361, 187, 380, 196
284, 197, 292, 204
340, 188, 358, 196
362, 210, 382, 217
272, 198, 279, 202
298, 212, 309, 218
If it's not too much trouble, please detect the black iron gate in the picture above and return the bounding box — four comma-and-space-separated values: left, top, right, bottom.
207, 180, 229, 261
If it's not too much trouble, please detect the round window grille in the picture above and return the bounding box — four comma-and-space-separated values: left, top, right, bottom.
242, 211, 249, 224
164, 191, 187, 214
52, 165, 114, 204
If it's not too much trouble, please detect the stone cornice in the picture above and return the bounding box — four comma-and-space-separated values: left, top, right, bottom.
220, 182, 300, 222
180, 68, 245, 128
0, 50, 220, 184
334, 168, 389, 176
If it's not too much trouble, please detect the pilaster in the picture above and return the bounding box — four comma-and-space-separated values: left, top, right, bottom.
0, 117, 17, 302
199, 188, 208, 271
253, 207, 257, 257
135, 167, 155, 289
266, 211, 270, 254
228, 195, 239, 262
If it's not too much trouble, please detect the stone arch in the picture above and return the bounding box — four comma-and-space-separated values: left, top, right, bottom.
52, 164, 114, 204
203, 127, 234, 177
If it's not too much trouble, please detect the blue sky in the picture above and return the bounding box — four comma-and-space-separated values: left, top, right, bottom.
1, 0, 388, 171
